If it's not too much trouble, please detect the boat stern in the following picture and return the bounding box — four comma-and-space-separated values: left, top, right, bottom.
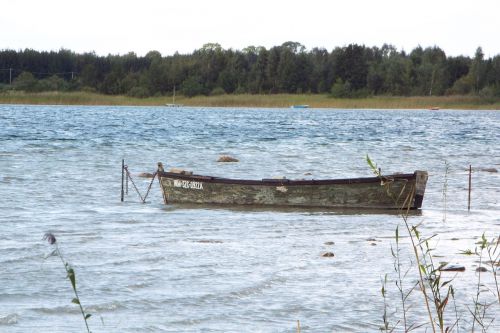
413, 170, 428, 209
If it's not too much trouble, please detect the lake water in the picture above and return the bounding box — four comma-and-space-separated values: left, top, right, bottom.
0, 105, 499, 332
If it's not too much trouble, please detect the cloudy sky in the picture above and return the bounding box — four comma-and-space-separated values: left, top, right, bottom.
1, 0, 499, 57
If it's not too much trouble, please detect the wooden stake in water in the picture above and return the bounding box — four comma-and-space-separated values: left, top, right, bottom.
121, 159, 125, 202
468, 164, 472, 212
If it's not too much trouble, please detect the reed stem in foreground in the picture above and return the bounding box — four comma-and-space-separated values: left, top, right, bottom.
43, 232, 92, 333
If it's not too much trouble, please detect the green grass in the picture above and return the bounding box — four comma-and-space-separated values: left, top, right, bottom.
1, 91, 499, 110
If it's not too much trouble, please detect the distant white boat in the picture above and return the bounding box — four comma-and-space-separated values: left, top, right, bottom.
290, 104, 309, 109
165, 85, 183, 107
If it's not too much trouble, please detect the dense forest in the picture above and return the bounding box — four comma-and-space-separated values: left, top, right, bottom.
1, 42, 499, 98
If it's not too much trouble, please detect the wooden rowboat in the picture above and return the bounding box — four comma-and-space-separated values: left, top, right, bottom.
157, 163, 428, 210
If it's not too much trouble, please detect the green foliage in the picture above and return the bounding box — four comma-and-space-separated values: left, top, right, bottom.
13, 71, 38, 92
182, 75, 206, 97
479, 85, 500, 98
218, 68, 238, 93
43, 233, 92, 333
0, 83, 10, 92
330, 79, 351, 98
448, 75, 474, 95
127, 86, 150, 98
369, 156, 500, 333
330, 79, 370, 98
334, 44, 368, 90
234, 86, 246, 94
366, 155, 379, 176
38, 75, 69, 91
210, 87, 226, 96
1, 44, 499, 99
101, 71, 122, 95
80, 64, 99, 87
120, 72, 140, 94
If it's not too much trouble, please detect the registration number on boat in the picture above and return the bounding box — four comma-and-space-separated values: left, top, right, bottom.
173, 179, 204, 190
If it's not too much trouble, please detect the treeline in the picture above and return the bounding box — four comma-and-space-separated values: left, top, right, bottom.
1, 42, 499, 98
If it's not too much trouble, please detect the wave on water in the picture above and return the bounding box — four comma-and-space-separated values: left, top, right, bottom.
0, 176, 25, 184
1, 106, 499, 332
32, 301, 124, 315
0, 314, 19, 325
226, 274, 288, 299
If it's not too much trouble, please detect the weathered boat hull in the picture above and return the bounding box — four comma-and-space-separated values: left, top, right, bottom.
157, 170, 428, 210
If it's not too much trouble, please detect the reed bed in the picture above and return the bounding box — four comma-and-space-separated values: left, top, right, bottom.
1, 91, 499, 110
184, 94, 500, 110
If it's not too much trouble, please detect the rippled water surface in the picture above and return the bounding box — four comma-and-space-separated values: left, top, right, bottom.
0, 105, 499, 332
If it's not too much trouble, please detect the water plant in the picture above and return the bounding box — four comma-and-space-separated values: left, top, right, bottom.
442, 161, 449, 222
459, 234, 500, 331
366, 156, 500, 332
43, 232, 92, 333
368, 156, 436, 330
380, 273, 393, 332
1, 91, 499, 109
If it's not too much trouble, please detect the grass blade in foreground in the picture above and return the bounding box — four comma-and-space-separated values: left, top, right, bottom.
43, 232, 92, 333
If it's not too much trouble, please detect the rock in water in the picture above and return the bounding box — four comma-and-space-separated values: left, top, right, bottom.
217, 155, 239, 162
322, 252, 335, 257
440, 264, 465, 272
471, 167, 498, 173
138, 172, 154, 178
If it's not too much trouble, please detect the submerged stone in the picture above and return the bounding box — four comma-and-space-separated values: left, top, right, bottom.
138, 172, 155, 178
217, 155, 239, 162
195, 239, 223, 244
440, 264, 466, 272
471, 167, 498, 173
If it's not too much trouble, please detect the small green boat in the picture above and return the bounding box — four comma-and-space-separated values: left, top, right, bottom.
157, 163, 428, 210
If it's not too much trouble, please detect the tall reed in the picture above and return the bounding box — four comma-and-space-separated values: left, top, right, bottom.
368, 156, 500, 332
1, 91, 499, 109
43, 232, 92, 333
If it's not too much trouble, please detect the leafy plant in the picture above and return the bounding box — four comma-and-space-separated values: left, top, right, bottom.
368, 155, 450, 333
43, 233, 92, 333
369, 156, 500, 332
460, 234, 500, 331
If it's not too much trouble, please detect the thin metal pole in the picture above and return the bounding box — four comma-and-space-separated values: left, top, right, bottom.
125, 170, 128, 195
9, 68, 12, 85
121, 159, 125, 202
468, 165, 472, 212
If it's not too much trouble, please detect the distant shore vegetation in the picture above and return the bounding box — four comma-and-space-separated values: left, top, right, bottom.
1, 91, 499, 110
0, 42, 499, 107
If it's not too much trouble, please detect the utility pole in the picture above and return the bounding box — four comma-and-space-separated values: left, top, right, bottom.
9, 68, 12, 85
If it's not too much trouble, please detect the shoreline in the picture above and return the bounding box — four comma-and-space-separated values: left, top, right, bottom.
0, 91, 499, 110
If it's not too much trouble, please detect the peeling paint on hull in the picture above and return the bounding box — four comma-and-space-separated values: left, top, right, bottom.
158, 171, 428, 210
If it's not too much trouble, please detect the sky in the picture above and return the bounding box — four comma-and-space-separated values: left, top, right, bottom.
1, 0, 499, 58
